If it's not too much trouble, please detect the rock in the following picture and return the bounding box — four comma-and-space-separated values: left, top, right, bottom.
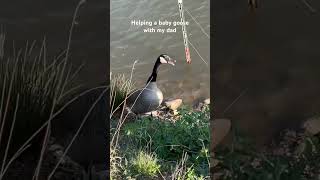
294, 142, 306, 156
172, 110, 179, 116
303, 117, 320, 135
193, 97, 210, 111
164, 99, 183, 110
194, 102, 204, 111
142, 110, 160, 117
212, 159, 220, 167
95, 170, 109, 180
204, 98, 210, 105
212, 118, 231, 150
125, 112, 137, 121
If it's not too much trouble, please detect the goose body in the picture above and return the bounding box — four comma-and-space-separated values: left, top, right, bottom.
127, 54, 175, 114
127, 82, 163, 114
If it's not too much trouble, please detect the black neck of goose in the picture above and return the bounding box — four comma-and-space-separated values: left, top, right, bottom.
146, 61, 161, 84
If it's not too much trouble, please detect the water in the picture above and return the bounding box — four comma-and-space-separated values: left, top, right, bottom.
0, 0, 107, 88
110, 0, 210, 104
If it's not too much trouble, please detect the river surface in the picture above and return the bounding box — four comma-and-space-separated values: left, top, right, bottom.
111, 0, 210, 104
0, 0, 107, 88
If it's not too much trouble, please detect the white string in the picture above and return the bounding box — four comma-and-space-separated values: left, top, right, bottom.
188, 40, 208, 66
185, 8, 210, 39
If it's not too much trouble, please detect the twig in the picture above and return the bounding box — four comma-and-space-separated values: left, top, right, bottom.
301, 0, 317, 13
0, 26, 5, 59
223, 88, 249, 115
33, 0, 86, 179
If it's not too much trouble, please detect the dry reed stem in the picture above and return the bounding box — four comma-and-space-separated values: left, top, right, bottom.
0, 86, 106, 179
0, 95, 19, 174
33, 0, 86, 179
171, 152, 189, 180
0, 51, 20, 151
48, 87, 107, 179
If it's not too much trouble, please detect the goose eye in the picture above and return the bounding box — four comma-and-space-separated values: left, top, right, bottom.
159, 56, 167, 64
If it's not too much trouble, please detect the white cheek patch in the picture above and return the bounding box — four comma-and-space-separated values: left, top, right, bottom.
160, 57, 167, 64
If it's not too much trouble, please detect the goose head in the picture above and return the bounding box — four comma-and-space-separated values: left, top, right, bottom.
158, 54, 176, 66
147, 54, 176, 84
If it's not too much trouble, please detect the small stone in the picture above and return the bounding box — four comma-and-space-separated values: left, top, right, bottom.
151, 111, 159, 116
212, 159, 220, 167
194, 102, 204, 111
48, 144, 64, 152
303, 117, 320, 135
212, 118, 231, 150
126, 112, 136, 121
251, 158, 261, 168
143, 111, 159, 117
173, 110, 179, 115
204, 98, 210, 105
164, 99, 182, 111
294, 142, 306, 156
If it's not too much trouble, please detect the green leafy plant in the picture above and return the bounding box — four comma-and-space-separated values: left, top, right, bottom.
122, 106, 210, 176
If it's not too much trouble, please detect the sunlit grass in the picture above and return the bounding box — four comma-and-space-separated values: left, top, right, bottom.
110, 73, 133, 115
129, 151, 161, 178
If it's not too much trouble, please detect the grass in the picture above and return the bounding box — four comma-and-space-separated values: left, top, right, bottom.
110, 73, 134, 115
111, 107, 210, 179
213, 127, 320, 180
0, 35, 85, 179
129, 151, 161, 178
0, 39, 68, 156
110, 72, 210, 179
122, 107, 210, 166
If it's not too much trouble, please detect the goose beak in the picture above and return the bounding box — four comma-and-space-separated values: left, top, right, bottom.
167, 58, 176, 66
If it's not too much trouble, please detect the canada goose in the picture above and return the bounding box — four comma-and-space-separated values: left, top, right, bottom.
127, 54, 176, 114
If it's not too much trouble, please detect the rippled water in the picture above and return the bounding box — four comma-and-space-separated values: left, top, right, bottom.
111, 0, 210, 103
0, 0, 107, 88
